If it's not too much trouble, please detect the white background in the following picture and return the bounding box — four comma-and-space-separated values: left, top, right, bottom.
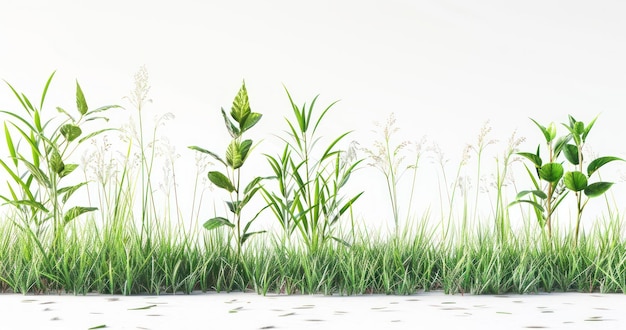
1, 0, 625, 234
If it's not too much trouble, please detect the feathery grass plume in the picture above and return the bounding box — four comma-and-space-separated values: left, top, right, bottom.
122, 65, 156, 244
362, 112, 425, 237
493, 130, 525, 242
469, 120, 498, 225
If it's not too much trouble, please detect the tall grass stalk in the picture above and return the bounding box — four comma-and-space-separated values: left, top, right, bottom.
362, 113, 425, 237
123, 65, 156, 245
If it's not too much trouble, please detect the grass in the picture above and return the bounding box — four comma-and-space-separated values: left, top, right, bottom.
2, 212, 626, 295
2, 69, 626, 297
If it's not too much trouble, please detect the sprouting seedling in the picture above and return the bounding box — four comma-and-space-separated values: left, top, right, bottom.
189, 81, 268, 256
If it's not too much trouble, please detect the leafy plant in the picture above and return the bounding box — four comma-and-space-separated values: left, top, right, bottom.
0, 72, 120, 248
512, 115, 622, 241
189, 81, 267, 255
262, 89, 362, 253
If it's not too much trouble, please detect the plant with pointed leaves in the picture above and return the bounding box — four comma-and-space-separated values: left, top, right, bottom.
189, 81, 267, 255
262, 89, 363, 253
0, 72, 120, 247
511, 115, 622, 241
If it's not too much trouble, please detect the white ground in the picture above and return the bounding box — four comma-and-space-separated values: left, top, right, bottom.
1, 291, 624, 329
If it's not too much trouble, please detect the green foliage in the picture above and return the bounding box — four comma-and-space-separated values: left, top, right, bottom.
189, 81, 267, 255
0, 72, 120, 249
262, 89, 363, 252
512, 115, 623, 242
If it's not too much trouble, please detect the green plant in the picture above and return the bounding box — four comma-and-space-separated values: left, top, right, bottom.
362, 113, 425, 237
189, 81, 267, 256
512, 115, 622, 241
493, 130, 525, 243
0, 72, 119, 248
263, 89, 362, 253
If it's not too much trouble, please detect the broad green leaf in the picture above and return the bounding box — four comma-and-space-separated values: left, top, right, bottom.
203, 217, 234, 230
230, 82, 250, 124
562, 144, 579, 165
584, 181, 614, 198
573, 121, 585, 135
188, 146, 227, 166
60, 123, 82, 142
49, 150, 64, 174
226, 201, 241, 214
587, 156, 623, 177
538, 163, 564, 183
515, 190, 547, 200
208, 171, 235, 192
546, 122, 557, 141
563, 171, 587, 192
59, 163, 78, 178
226, 140, 250, 169
58, 181, 88, 203
241, 112, 262, 132
221, 108, 240, 138
517, 152, 542, 168
64, 206, 98, 223
76, 81, 88, 115
239, 139, 253, 163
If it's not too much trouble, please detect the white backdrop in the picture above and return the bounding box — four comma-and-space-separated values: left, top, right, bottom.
1, 0, 625, 235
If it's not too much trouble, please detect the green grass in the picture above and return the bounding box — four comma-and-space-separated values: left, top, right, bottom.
2, 211, 626, 296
